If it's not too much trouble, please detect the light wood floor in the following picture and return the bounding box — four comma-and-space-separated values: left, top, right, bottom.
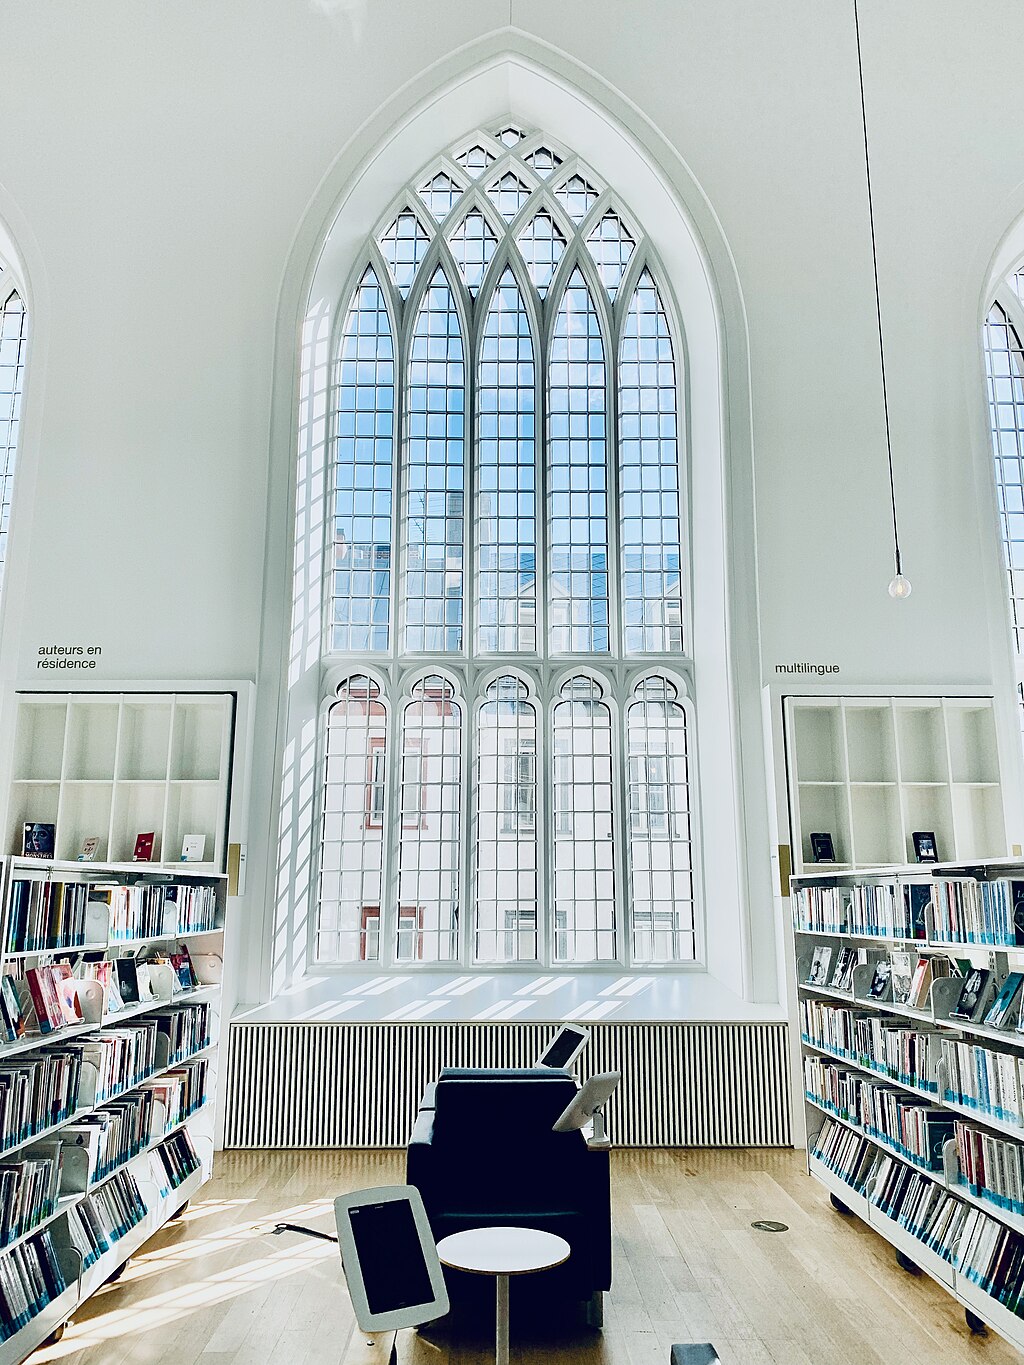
30, 1148, 1024, 1365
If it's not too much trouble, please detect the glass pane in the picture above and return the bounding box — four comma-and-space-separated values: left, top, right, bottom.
331, 267, 393, 652
626, 678, 695, 963
0, 283, 25, 600
378, 209, 431, 296
516, 210, 566, 297
418, 171, 463, 223
448, 209, 498, 295
495, 125, 526, 147
552, 677, 616, 962
454, 143, 495, 177
524, 145, 563, 178
397, 677, 461, 962
476, 270, 537, 652
585, 212, 635, 299
318, 677, 387, 963
554, 173, 599, 225
404, 270, 465, 652
487, 171, 532, 223
619, 270, 683, 653
547, 270, 609, 652
984, 303, 1024, 657
474, 677, 538, 962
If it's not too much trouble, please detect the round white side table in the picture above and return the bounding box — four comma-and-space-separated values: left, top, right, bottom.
436, 1226, 570, 1365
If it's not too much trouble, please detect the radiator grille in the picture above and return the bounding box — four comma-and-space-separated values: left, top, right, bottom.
224, 1021, 790, 1148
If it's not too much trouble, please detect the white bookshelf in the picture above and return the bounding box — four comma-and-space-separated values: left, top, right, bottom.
6, 692, 234, 870
791, 858, 1024, 1349
0, 856, 225, 1355
784, 696, 1007, 874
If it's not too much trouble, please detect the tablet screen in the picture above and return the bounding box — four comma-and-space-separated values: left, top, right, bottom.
539, 1027, 584, 1068
347, 1199, 435, 1315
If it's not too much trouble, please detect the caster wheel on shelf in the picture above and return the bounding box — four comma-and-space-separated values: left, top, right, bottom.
965, 1310, 988, 1336
170, 1200, 190, 1221
44, 1322, 67, 1345
106, 1259, 129, 1285
829, 1193, 852, 1215
895, 1251, 921, 1276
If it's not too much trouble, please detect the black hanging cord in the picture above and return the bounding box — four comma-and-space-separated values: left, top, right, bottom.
854, 0, 903, 578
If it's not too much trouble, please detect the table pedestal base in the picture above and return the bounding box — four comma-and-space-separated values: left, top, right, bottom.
495, 1273, 509, 1365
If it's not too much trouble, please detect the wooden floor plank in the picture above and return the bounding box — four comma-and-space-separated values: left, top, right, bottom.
26, 1148, 1024, 1365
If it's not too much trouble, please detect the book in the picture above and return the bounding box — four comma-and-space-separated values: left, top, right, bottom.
77, 837, 100, 862
829, 948, 856, 993
0, 976, 26, 1041
949, 968, 992, 1022
806, 946, 832, 987
113, 959, 140, 1006
132, 832, 155, 863
985, 972, 1024, 1030
867, 961, 892, 1000
21, 823, 55, 859
180, 834, 205, 863
49, 964, 83, 1026
169, 949, 196, 993
908, 958, 933, 1009
891, 951, 914, 1004
24, 968, 63, 1033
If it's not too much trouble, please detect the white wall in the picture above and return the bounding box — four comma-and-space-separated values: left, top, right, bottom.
1, 0, 1023, 1009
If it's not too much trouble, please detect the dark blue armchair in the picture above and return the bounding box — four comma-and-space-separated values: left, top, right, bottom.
406, 1068, 611, 1325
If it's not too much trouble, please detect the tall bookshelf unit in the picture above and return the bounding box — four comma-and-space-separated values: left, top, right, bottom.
6, 692, 234, 870
0, 855, 226, 1358
792, 859, 1024, 1349
784, 696, 1005, 873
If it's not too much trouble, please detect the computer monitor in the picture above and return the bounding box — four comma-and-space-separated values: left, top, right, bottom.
552, 1070, 621, 1144
535, 1022, 590, 1071
334, 1185, 449, 1332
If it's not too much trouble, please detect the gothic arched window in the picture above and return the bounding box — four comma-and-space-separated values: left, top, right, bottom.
316, 127, 695, 967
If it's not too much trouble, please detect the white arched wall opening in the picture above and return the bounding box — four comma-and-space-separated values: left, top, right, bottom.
243, 35, 778, 1021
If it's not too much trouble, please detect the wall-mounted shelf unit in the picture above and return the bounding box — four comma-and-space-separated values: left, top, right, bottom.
784, 696, 1006, 875
791, 858, 1024, 1352
0, 856, 226, 1357
6, 692, 234, 871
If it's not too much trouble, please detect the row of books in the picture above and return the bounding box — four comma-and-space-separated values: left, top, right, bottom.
156, 1003, 210, 1066
804, 1056, 954, 1169
812, 1119, 966, 1262
0, 1051, 81, 1152
109, 884, 218, 942
795, 874, 1024, 947
792, 885, 844, 934
65, 1167, 146, 1270
142, 1059, 207, 1130
0, 947, 204, 1046
0, 1229, 66, 1341
956, 1120, 1024, 1216
154, 1128, 200, 1193
943, 1038, 1024, 1127
0, 1146, 61, 1251
0, 1129, 203, 1339
74, 1090, 156, 1185
5, 881, 94, 954
848, 882, 930, 940
933, 878, 1022, 947
803, 996, 1024, 1129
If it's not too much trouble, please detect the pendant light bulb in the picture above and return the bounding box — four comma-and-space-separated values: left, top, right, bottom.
888, 572, 912, 600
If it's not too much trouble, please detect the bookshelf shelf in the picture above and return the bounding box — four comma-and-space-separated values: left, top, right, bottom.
0, 856, 227, 1354
793, 858, 1024, 1350
5, 692, 234, 870
784, 695, 1006, 873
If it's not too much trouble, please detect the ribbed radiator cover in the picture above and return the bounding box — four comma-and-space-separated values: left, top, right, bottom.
224, 1021, 791, 1148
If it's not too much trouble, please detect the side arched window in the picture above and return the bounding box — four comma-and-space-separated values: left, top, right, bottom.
0, 267, 27, 592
